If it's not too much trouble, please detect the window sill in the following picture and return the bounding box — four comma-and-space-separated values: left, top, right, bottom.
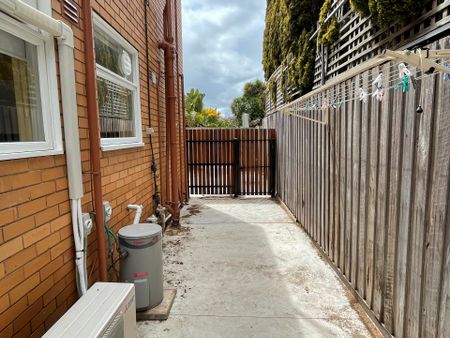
0, 148, 64, 161
101, 142, 145, 152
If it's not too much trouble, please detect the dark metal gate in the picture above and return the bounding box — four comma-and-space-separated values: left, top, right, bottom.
186, 128, 276, 196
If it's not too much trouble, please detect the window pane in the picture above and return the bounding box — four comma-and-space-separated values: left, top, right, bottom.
94, 27, 133, 82
97, 76, 135, 139
0, 30, 44, 142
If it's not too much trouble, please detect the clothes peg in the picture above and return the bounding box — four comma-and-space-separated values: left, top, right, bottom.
372, 73, 383, 90
359, 88, 368, 103
402, 75, 409, 93
372, 73, 384, 102
398, 63, 411, 78
398, 63, 417, 89
443, 63, 450, 80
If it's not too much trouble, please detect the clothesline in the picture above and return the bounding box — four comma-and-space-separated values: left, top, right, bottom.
283, 58, 450, 114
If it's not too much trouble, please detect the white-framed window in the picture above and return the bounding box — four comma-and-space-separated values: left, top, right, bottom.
93, 13, 143, 151
0, 9, 62, 161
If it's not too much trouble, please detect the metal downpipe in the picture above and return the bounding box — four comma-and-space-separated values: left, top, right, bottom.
159, 0, 180, 225
82, 0, 108, 281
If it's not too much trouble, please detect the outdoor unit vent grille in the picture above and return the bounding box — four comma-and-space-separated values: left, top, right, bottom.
61, 0, 80, 25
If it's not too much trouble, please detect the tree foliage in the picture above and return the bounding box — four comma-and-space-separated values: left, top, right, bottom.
318, 0, 340, 48
231, 80, 266, 126
350, 0, 430, 28
263, 0, 432, 103
185, 88, 205, 114
262, 0, 324, 96
185, 107, 236, 128
184, 88, 236, 128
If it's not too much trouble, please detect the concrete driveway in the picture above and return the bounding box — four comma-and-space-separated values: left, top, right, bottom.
138, 197, 375, 337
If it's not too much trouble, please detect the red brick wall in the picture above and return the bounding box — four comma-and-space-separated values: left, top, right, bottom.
0, 0, 185, 336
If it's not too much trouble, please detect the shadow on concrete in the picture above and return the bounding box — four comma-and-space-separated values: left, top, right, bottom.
138, 197, 371, 337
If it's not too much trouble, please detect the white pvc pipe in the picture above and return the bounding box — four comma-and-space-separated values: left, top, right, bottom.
72, 199, 86, 294
77, 201, 88, 290
57, 30, 83, 200
0, 0, 63, 37
128, 204, 144, 224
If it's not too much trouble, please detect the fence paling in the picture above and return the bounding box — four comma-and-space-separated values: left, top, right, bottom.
264, 37, 450, 338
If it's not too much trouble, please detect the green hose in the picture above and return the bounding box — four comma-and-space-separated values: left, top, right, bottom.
104, 221, 119, 272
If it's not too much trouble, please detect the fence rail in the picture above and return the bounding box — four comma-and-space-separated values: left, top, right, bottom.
264, 37, 450, 338
186, 128, 276, 196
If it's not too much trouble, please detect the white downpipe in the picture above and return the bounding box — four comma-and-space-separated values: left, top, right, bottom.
58, 25, 87, 296
128, 204, 144, 224
77, 201, 88, 289
0, 0, 87, 295
72, 199, 87, 295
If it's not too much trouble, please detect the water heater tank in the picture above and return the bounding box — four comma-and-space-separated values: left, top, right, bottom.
119, 223, 163, 311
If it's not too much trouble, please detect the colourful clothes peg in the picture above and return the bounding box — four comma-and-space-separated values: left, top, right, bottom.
402, 75, 409, 93
443, 63, 450, 80
399, 63, 416, 90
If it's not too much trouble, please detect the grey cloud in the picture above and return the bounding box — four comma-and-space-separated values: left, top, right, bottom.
182, 0, 265, 116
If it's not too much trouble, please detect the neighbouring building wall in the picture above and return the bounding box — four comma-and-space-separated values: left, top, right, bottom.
0, 0, 185, 336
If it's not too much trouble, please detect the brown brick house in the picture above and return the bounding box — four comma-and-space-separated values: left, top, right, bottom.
0, 0, 186, 336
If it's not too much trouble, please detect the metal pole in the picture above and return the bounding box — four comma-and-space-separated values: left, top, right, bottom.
269, 138, 276, 197
233, 138, 240, 197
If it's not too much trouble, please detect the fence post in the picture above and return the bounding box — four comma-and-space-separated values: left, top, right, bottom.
269, 138, 276, 197
233, 138, 240, 197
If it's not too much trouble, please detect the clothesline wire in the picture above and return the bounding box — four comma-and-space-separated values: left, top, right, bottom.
285, 70, 445, 117
309, 58, 450, 104
287, 58, 450, 112
310, 57, 448, 101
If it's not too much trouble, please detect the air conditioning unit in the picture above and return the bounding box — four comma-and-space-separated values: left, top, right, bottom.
44, 282, 136, 338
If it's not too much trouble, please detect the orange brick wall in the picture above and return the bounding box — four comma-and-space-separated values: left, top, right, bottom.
0, 0, 185, 336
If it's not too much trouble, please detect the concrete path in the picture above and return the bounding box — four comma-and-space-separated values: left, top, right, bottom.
138, 198, 374, 337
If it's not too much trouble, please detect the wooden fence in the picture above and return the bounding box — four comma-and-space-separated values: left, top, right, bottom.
186, 128, 276, 196
264, 39, 450, 338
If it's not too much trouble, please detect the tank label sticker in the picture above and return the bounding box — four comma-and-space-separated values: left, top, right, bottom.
133, 272, 149, 278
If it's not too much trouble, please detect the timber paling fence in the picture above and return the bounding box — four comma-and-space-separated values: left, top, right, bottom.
264, 38, 450, 337
186, 128, 276, 196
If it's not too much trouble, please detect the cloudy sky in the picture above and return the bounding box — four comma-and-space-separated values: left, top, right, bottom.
181, 0, 266, 116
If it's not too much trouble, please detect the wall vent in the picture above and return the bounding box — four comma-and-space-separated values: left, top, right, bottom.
61, 0, 80, 25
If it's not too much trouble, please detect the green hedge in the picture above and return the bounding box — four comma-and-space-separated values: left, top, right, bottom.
263, 0, 431, 99
350, 0, 430, 28
263, 0, 324, 96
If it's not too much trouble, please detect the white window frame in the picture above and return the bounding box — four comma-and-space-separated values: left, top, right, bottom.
93, 13, 143, 151
0, 11, 62, 161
